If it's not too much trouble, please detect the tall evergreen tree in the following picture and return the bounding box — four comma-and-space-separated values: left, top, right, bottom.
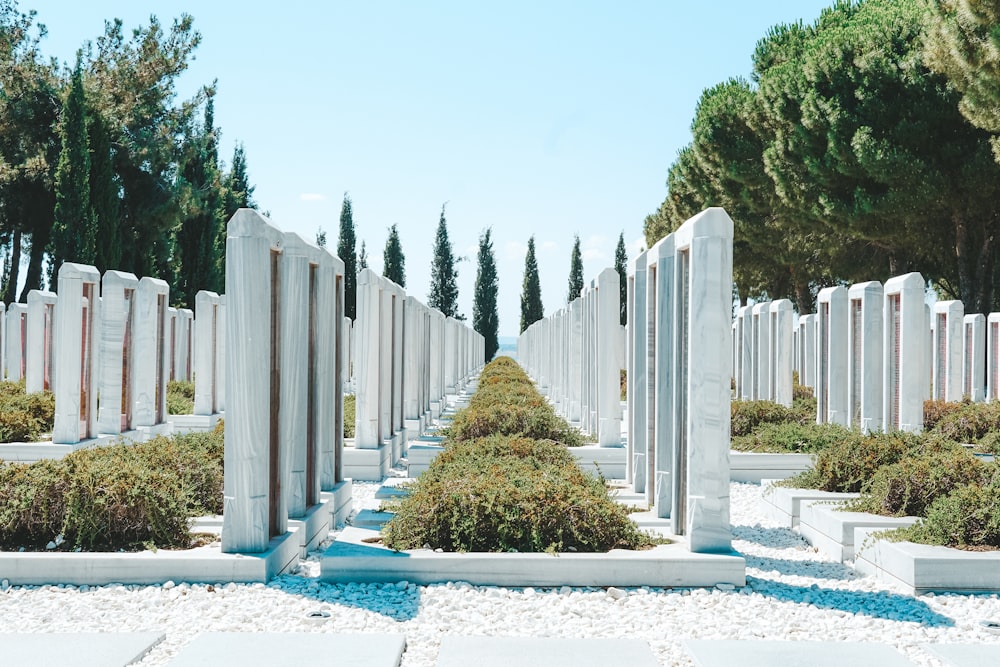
358, 240, 368, 270
222, 142, 256, 220
89, 107, 121, 273
337, 193, 358, 319
519, 236, 544, 333
614, 232, 628, 326
473, 227, 499, 360
567, 234, 583, 303
428, 203, 459, 317
382, 224, 405, 287
52, 52, 96, 272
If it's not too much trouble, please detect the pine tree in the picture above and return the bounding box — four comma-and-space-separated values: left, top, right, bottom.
337, 193, 358, 319
428, 203, 460, 317
51, 52, 96, 272
223, 143, 256, 220
473, 227, 499, 360
382, 224, 405, 287
614, 232, 628, 326
519, 236, 544, 333
89, 108, 121, 273
315, 227, 327, 247
567, 234, 583, 303
358, 240, 368, 270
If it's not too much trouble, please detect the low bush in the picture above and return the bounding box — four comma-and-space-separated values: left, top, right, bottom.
731, 400, 809, 437
167, 380, 195, 415
0, 428, 224, 551
889, 474, 1000, 549
923, 399, 968, 431
0, 380, 55, 442
382, 435, 651, 553
930, 400, 1000, 444
730, 422, 851, 454
792, 371, 814, 401
846, 449, 987, 517
344, 394, 356, 439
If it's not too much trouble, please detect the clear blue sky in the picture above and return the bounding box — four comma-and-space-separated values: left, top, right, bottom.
34, 1, 832, 337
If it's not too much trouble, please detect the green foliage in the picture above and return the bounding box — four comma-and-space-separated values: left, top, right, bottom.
891, 473, 1000, 549
614, 232, 628, 326
923, 398, 970, 431
0, 380, 55, 442
337, 193, 357, 320
343, 393, 356, 439
383, 357, 647, 553
51, 52, 96, 271
567, 234, 583, 303
358, 240, 368, 270
929, 399, 1000, 442
428, 203, 460, 318
846, 449, 987, 517
519, 236, 544, 333
0, 428, 224, 551
784, 431, 963, 493
382, 435, 651, 553
730, 421, 852, 454
472, 227, 499, 361
89, 109, 121, 274
730, 399, 812, 437
166, 380, 195, 415
382, 224, 405, 287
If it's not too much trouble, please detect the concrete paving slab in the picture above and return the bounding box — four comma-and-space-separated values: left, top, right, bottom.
354, 509, 394, 528
684, 640, 915, 666
436, 635, 658, 667
168, 632, 405, 666
2, 632, 165, 667
924, 643, 1000, 666
375, 478, 414, 499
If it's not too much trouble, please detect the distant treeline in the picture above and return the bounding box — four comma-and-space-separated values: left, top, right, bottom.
0, 4, 256, 307
645, 0, 1000, 315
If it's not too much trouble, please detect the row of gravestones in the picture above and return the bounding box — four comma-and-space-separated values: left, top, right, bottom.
517, 268, 625, 446
222, 210, 484, 553
0, 264, 224, 444
738, 274, 1000, 434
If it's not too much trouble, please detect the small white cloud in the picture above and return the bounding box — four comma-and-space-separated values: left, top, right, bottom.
299, 193, 327, 201
504, 240, 527, 260
582, 248, 605, 262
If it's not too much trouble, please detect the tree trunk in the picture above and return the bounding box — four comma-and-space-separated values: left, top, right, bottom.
19, 230, 48, 303
954, 213, 997, 315
4, 229, 21, 305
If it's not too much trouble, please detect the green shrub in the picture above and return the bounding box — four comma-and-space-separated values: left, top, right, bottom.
846, 449, 987, 517
930, 400, 1000, 443
382, 435, 651, 553
448, 401, 585, 446
166, 380, 195, 415
792, 371, 814, 401
0, 379, 55, 442
784, 431, 915, 492
890, 474, 1000, 549
923, 399, 968, 431
344, 394, 356, 439
0, 458, 69, 548
730, 421, 851, 454
975, 431, 1000, 455
731, 400, 807, 437
0, 409, 41, 442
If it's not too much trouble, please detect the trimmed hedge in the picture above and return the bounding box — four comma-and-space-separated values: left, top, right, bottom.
382, 356, 650, 552
890, 474, 1000, 549
166, 380, 195, 415
730, 421, 852, 454
0, 380, 55, 442
0, 428, 224, 551
730, 399, 814, 438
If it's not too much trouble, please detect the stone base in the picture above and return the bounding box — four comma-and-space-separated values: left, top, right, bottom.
798, 502, 919, 561
569, 445, 627, 480
169, 412, 223, 434
759, 483, 859, 528
403, 418, 423, 441
0, 526, 303, 586
855, 538, 1000, 594
407, 442, 445, 477
321, 526, 745, 587
0, 422, 179, 464
342, 443, 391, 481
430, 401, 442, 419
729, 452, 814, 484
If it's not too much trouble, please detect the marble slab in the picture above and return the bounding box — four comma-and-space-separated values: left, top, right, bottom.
924, 643, 1000, 666
436, 636, 658, 667
684, 640, 915, 666
1, 632, 165, 667
167, 632, 406, 667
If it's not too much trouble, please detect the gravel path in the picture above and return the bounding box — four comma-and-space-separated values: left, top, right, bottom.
1, 480, 998, 666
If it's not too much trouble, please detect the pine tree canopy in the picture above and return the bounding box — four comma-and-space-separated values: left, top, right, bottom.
383, 224, 406, 287
428, 203, 460, 318
567, 234, 583, 303
473, 227, 499, 360
519, 236, 544, 333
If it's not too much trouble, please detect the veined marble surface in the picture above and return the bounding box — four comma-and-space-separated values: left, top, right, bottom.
817, 285, 849, 427
97, 271, 138, 435
194, 290, 220, 416
132, 277, 169, 428
848, 281, 884, 433
769, 299, 794, 408
933, 299, 964, 402
25, 290, 57, 394
52, 263, 101, 444
883, 272, 925, 432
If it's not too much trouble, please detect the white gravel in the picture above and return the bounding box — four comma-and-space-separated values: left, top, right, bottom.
1, 480, 999, 666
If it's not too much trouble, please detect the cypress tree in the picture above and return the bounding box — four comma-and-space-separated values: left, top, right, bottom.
382, 224, 405, 287
358, 240, 368, 270
614, 232, 628, 326
428, 203, 459, 317
89, 108, 121, 273
473, 227, 499, 360
52, 52, 96, 271
567, 234, 583, 303
519, 236, 544, 333
337, 193, 358, 319
223, 143, 256, 219
315, 227, 327, 247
